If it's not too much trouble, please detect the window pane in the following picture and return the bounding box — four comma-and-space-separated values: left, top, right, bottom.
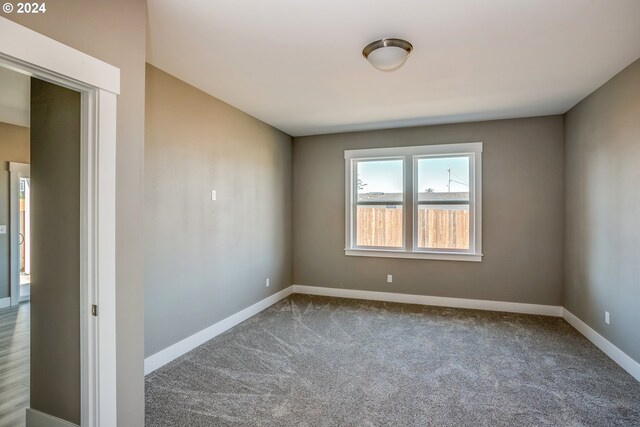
356, 159, 403, 203
417, 205, 469, 249
417, 156, 470, 249
355, 159, 403, 247
356, 205, 403, 247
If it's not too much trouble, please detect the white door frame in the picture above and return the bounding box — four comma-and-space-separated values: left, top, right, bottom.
9, 162, 30, 305
0, 17, 119, 427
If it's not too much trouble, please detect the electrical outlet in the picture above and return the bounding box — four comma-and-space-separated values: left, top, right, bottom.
266, 278, 270, 287
211, 190, 217, 201
605, 311, 610, 325
387, 274, 393, 283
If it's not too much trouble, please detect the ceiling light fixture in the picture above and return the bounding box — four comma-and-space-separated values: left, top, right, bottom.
362, 38, 413, 72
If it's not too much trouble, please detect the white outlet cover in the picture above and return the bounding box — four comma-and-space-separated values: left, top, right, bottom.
387, 274, 393, 283
211, 190, 217, 201
0, 225, 6, 234
605, 311, 610, 324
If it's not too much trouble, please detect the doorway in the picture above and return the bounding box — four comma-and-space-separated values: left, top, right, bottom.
19, 176, 30, 302
9, 161, 30, 308
3, 67, 84, 424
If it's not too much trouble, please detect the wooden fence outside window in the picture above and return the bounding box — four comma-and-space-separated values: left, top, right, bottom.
356, 206, 469, 249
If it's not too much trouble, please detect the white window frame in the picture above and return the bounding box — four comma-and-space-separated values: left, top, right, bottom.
345, 142, 483, 262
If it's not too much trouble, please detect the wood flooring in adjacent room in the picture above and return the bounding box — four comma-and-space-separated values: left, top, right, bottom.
145, 294, 640, 426
0, 303, 29, 427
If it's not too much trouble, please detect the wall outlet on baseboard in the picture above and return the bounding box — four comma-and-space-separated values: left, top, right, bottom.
387, 274, 393, 283
605, 311, 610, 324
266, 278, 270, 287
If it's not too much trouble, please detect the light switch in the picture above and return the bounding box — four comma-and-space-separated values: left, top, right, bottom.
211, 190, 216, 201
0, 225, 6, 234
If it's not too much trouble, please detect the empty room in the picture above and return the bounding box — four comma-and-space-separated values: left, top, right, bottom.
1, 0, 639, 426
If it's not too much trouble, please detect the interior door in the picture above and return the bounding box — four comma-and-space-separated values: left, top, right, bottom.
30, 77, 82, 424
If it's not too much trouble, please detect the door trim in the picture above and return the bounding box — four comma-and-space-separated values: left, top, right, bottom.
0, 17, 119, 427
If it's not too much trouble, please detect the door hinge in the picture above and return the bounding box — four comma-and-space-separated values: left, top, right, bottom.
91, 304, 98, 317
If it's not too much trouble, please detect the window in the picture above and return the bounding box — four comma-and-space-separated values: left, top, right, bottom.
345, 142, 482, 261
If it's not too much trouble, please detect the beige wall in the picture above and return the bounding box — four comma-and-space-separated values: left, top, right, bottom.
564, 58, 640, 363
0, 122, 29, 299
7, 2, 147, 424
144, 65, 293, 356
293, 116, 564, 305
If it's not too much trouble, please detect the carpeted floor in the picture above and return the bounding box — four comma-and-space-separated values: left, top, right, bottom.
145, 294, 640, 426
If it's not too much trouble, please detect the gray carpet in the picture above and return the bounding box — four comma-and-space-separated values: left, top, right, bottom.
145, 294, 640, 426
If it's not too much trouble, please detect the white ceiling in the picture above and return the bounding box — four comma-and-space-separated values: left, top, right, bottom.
147, 0, 640, 136
0, 66, 30, 128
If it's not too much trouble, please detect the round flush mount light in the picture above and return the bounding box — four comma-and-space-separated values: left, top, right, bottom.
362, 38, 413, 72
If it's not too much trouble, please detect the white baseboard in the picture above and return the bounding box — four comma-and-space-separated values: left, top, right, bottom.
144, 284, 639, 385
293, 285, 563, 317
144, 286, 294, 375
562, 308, 640, 382
0, 297, 10, 309
26, 408, 78, 427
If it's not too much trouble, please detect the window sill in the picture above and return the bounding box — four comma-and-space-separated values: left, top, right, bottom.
344, 249, 482, 262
